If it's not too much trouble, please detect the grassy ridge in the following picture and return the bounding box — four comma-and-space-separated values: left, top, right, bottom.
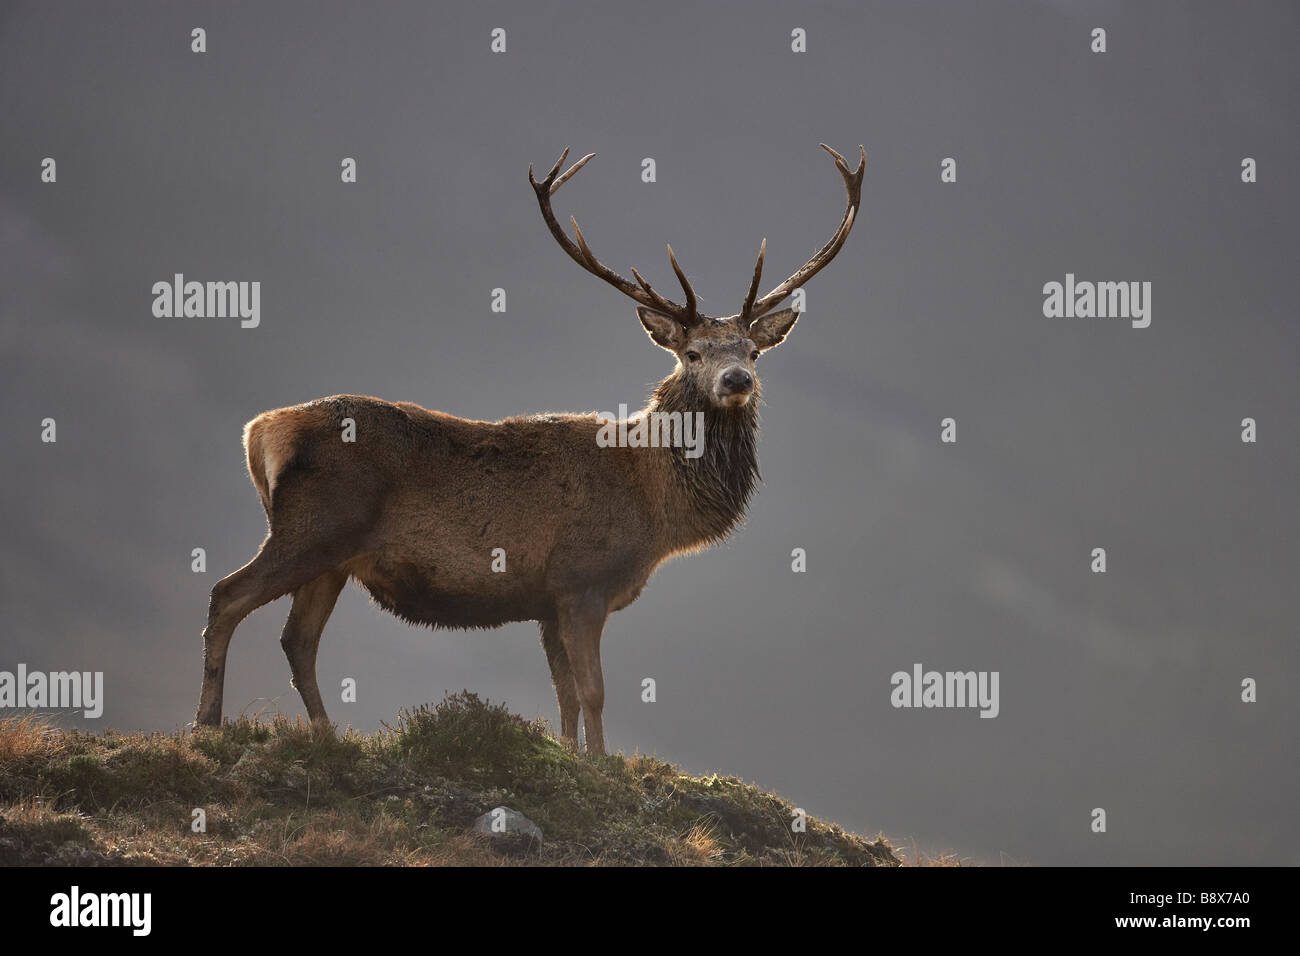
0, 693, 899, 866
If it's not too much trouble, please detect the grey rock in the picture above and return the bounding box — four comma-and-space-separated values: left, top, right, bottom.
472, 806, 543, 843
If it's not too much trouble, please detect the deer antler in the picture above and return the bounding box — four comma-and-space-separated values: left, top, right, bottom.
530, 147, 701, 326
733, 144, 866, 330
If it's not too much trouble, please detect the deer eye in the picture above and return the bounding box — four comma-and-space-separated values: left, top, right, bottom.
685, 351, 701, 363
750, 349, 760, 361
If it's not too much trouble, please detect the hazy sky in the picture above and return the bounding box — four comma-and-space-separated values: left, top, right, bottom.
2, 0, 1297, 865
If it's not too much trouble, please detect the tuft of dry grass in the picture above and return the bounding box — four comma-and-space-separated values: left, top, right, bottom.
667, 818, 725, 866
0, 715, 57, 763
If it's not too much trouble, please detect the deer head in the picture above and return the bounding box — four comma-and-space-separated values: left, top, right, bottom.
529, 144, 866, 409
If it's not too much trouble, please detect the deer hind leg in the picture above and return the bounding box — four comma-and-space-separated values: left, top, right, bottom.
540, 618, 580, 744
196, 535, 357, 728
280, 569, 348, 728
556, 593, 609, 755
197, 443, 381, 729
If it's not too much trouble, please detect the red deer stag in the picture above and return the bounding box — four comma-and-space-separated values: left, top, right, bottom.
196, 144, 865, 753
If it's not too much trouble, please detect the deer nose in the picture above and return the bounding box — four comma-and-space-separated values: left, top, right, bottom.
720, 368, 753, 393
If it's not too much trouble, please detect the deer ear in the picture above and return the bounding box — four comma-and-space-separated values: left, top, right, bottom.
637, 307, 687, 352
749, 308, 799, 351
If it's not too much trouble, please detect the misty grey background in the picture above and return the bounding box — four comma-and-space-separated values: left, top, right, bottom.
2, 1, 1297, 865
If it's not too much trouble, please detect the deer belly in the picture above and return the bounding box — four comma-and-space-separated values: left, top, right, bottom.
348, 554, 544, 629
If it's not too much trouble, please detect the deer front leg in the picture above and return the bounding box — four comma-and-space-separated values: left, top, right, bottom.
556, 592, 608, 755
540, 618, 581, 744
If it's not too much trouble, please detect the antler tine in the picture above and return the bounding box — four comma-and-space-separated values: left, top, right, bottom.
739, 238, 766, 330
570, 216, 599, 269
550, 152, 594, 194
665, 245, 699, 325
529, 148, 694, 322
818, 143, 850, 177
743, 144, 865, 321
528, 146, 569, 189
630, 267, 681, 315
819, 142, 866, 201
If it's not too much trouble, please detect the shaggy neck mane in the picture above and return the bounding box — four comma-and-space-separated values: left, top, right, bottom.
646, 369, 761, 549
